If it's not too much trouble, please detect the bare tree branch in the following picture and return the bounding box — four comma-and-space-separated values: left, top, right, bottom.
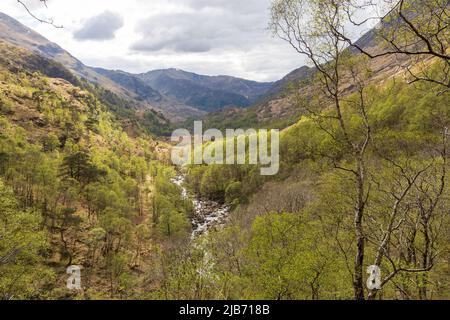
17, 0, 63, 28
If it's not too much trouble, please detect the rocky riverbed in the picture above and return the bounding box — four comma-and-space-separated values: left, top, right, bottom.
171, 175, 231, 238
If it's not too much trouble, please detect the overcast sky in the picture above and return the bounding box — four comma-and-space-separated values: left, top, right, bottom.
0, 0, 316, 82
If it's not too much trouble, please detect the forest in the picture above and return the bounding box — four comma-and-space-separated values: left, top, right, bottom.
0, 0, 449, 300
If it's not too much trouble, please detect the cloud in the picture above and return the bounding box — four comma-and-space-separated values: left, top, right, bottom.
3, 0, 305, 81
169, 0, 267, 13
74, 11, 124, 41
131, 2, 268, 53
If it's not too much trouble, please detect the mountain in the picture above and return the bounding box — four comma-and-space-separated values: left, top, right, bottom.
92, 67, 162, 102
0, 12, 135, 99
96, 67, 274, 114
183, 65, 317, 131
92, 67, 274, 115
0, 11, 275, 120
136, 70, 240, 112
0, 12, 80, 68
138, 68, 273, 112
194, 19, 417, 131
264, 66, 314, 98
0, 12, 205, 121
138, 69, 272, 107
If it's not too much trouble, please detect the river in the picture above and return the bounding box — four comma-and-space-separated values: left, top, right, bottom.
171, 175, 231, 239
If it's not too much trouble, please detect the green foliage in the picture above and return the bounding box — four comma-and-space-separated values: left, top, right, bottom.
0, 179, 54, 299
0, 91, 15, 115
0, 27, 449, 300
241, 213, 347, 299
0, 62, 165, 298
151, 164, 191, 238
225, 181, 243, 208
181, 72, 450, 300
142, 110, 173, 137
41, 133, 60, 152
60, 151, 107, 185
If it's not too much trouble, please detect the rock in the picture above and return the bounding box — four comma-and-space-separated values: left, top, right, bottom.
171, 175, 230, 238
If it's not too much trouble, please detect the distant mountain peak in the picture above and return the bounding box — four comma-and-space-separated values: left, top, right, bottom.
136, 68, 273, 112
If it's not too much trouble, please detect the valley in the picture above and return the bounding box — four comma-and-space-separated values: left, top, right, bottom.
0, 0, 449, 301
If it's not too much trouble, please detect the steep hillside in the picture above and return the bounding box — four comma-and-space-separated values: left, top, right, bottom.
0, 1, 448, 301
0, 40, 174, 138
264, 66, 314, 98
0, 40, 193, 299
0, 11, 322, 125
182, 61, 450, 300
0, 38, 216, 300
0, 12, 275, 121
98, 67, 274, 114
0, 12, 204, 122
140, 72, 250, 112
0, 12, 135, 99
95, 66, 274, 116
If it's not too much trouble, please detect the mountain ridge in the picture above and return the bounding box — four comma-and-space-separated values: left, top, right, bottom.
0, 12, 275, 121
139, 68, 273, 101
0, 10, 340, 126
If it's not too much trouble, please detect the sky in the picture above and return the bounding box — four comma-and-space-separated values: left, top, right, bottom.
0, 0, 313, 82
